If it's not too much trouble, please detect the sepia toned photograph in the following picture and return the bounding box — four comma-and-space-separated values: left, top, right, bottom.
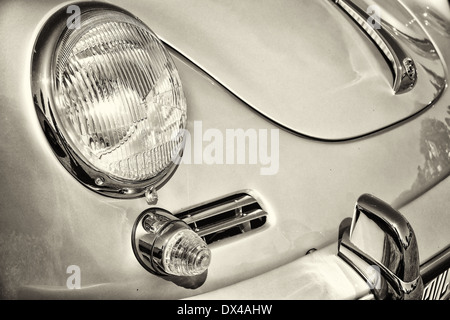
0, 0, 449, 304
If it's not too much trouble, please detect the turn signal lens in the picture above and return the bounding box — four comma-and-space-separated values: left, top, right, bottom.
132, 209, 211, 278
162, 229, 211, 276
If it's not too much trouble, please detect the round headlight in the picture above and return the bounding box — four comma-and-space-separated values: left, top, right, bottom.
32, 2, 187, 197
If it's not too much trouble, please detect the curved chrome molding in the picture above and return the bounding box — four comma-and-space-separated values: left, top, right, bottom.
338, 194, 424, 299
333, 0, 416, 94
31, 2, 183, 199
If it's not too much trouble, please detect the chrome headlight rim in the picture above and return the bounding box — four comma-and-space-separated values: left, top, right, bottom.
31, 1, 185, 198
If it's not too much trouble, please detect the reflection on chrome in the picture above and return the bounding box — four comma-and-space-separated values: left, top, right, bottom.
338, 194, 423, 300
331, 0, 445, 103
332, 0, 416, 94
131, 208, 211, 288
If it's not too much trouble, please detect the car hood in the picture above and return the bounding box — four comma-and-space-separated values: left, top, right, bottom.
114, 0, 446, 140
0, 0, 450, 300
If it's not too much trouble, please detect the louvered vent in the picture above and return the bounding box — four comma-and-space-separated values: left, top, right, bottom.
175, 192, 268, 244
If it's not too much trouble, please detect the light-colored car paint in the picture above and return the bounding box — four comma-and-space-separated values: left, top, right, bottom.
0, 0, 449, 299
120, 0, 447, 140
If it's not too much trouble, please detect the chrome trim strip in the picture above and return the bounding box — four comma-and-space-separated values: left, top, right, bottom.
180, 194, 257, 225
420, 246, 450, 300
176, 191, 268, 243
333, 0, 416, 94
421, 246, 450, 285
195, 208, 267, 237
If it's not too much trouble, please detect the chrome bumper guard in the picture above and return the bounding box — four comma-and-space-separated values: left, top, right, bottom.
338, 193, 450, 300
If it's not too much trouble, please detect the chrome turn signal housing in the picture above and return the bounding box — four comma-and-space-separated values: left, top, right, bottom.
132, 208, 211, 277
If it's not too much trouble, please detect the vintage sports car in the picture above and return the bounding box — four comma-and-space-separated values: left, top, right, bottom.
0, 0, 449, 300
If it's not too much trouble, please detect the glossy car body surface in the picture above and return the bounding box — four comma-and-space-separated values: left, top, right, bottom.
0, 0, 450, 299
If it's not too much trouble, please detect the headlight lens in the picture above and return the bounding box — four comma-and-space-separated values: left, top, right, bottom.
32, 3, 187, 196
56, 10, 186, 181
